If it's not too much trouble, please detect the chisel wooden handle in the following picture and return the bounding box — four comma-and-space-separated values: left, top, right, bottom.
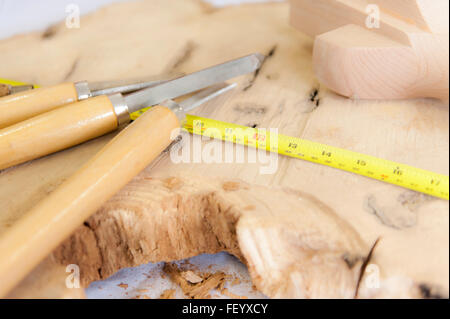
0, 95, 121, 170
0, 106, 179, 296
0, 84, 10, 97
0, 82, 78, 129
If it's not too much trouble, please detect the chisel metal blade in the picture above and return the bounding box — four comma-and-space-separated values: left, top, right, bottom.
161, 83, 237, 117
179, 83, 237, 112
124, 53, 264, 113
88, 73, 183, 96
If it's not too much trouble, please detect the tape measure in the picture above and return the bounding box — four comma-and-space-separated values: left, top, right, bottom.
180, 115, 449, 200
4, 80, 449, 200
0, 78, 36, 87
0, 78, 28, 86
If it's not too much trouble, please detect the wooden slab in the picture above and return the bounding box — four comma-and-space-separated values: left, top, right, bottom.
0, 0, 448, 298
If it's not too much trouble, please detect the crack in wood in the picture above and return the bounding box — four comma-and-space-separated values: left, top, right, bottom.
309, 88, 318, 102
342, 253, 363, 269
355, 237, 380, 298
42, 24, 59, 39
242, 45, 277, 91
164, 41, 196, 73
63, 57, 80, 81
81, 220, 105, 279
418, 283, 445, 299
233, 104, 267, 115
302, 87, 320, 113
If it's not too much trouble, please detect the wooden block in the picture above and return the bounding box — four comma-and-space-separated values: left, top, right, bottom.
290, 0, 449, 100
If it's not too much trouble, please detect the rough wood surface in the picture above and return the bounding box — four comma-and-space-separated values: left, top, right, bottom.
163, 263, 227, 299
0, 0, 448, 298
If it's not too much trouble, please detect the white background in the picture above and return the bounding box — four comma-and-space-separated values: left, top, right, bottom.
0, 0, 282, 40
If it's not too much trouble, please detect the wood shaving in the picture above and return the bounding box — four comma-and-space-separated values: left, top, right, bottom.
117, 283, 128, 289
231, 277, 241, 286
163, 263, 226, 299
137, 288, 149, 293
181, 270, 204, 284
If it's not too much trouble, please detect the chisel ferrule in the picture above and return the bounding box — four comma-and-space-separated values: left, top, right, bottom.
74, 81, 92, 100
109, 93, 131, 126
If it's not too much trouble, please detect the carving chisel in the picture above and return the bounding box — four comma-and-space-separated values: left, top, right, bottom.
0, 53, 264, 170
0, 74, 180, 129
0, 83, 235, 297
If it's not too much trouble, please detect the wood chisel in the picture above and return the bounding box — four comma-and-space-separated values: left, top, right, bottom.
0, 74, 180, 129
0, 83, 235, 298
0, 53, 264, 170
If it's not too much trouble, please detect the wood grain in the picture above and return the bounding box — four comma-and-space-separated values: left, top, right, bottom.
0, 0, 448, 298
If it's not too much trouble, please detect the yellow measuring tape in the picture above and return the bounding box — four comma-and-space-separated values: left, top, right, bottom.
3, 80, 449, 200
0, 78, 40, 88
182, 115, 449, 200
